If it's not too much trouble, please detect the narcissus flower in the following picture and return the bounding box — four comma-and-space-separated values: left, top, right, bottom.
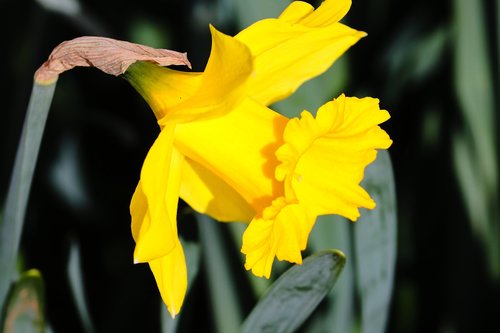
125, 0, 391, 317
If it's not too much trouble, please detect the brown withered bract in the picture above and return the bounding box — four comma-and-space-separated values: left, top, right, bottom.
34, 36, 191, 84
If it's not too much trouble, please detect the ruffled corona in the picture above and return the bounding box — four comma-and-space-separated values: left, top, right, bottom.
241, 95, 392, 276
276, 94, 392, 218
241, 197, 315, 278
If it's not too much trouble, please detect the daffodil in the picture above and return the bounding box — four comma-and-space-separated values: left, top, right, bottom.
125, 0, 391, 317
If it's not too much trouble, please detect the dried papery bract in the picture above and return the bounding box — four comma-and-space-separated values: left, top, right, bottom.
34, 36, 191, 84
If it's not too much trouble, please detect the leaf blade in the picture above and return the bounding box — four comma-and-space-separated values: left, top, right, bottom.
354, 150, 397, 333
1, 269, 45, 333
241, 250, 346, 333
197, 215, 242, 333
306, 217, 355, 333
0, 82, 56, 310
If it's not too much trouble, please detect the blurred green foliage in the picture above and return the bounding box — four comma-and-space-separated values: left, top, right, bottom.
2, 270, 45, 333
452, 0, 499, 278
1, 0, 499, 332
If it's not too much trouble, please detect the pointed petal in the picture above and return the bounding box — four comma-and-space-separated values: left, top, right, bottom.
130, 181, 147, 242
133, 126, 184, 262
180, 157, 255, 222
126, 26, 253, 123
149, 241, 187, 318
277, 1, 314, 23
235, 0, 364, 105
288, 0, 351, 27
161, 25, 253, 123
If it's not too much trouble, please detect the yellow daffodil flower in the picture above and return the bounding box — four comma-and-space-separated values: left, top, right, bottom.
125, 0, 392, 317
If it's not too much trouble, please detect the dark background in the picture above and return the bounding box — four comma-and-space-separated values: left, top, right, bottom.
1, 0, 499, 332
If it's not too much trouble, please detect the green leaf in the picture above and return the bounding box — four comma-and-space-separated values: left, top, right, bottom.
354, 150, 397, 333
306, 217, 355, 333
497, 1, 500, 87
453, 0, 500, 278
241, 250, 346, 333
67, 240, 95, 333
453, 0, 495, 189
197, 215, 242, 333
1, 269, 45, 333
384, 26, 448, 101
0, 82, 56, 309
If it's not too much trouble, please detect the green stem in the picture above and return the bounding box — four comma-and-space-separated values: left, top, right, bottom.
0, 81, 56, 310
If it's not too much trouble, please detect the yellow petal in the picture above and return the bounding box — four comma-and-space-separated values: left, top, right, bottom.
275, 94, 392, 220
126, 26, 253, 124
179, 157, 255, 222
149, 241, 187, 318
125, 63, 202, 121
235, 0, 365, 105
130, 180, 147, 242
277, 1, 314, 23
133, 126, 184, 262
174, 98, 288, 213
291, 0, 351, 27
161, 26, 253, 123
241, 197, 315, 278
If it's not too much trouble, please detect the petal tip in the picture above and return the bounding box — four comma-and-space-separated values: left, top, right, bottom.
169, 308, 178, 319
